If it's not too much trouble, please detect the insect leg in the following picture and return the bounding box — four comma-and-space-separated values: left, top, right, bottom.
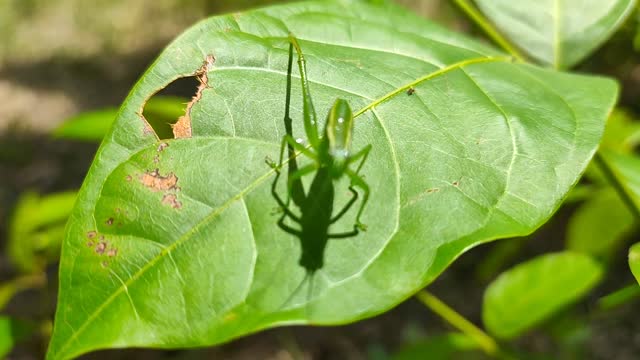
277, 211, 302, 237
330, 186, 358, 224
289, 34, 321, 150
347, 144, 372, 175
271, 162, 301, 223
345, 168, 370, 231
327, 227, 359, 238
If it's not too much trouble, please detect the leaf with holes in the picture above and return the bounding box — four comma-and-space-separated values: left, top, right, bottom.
47, 0, 618, 358
475, 0, 636, 69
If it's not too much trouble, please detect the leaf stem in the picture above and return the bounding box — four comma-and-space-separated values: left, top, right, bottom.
452, 0, 527, 62
415, 290, 500, 357
594, 152, 640, 221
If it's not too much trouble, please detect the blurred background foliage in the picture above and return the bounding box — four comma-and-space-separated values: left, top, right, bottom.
1, 0, 640, 359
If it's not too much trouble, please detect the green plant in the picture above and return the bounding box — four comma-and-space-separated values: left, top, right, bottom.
15, 0, 636, 358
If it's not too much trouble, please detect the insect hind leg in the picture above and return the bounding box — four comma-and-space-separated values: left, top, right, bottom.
345, 168, 370, 231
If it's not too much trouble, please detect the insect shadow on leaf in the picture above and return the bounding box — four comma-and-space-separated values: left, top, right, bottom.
265, 34, 372, 316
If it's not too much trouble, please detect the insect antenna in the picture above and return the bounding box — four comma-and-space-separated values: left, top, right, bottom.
304, 269, 316, 321
275, 270, 310, 311
273, 268, 321, 324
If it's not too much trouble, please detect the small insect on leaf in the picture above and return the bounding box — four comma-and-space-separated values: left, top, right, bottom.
268, 34, 373, 313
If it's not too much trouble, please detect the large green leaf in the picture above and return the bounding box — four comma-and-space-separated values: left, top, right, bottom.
483, 252, 603, 339
475, 0, 636, 69
48, 1, 617, 358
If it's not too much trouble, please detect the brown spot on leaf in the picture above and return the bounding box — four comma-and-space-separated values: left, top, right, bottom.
126, 175, 133, 182
105, 217, 114, 226
87, 240, 95, 247
101, 261, 109, 268
99, 235, 105, 241
162, 193, 182, 209
157, 142, 169, 152
427, 188, 440, 193
407, 87, 416, 96
153, 155, 160, 164
224, 312, 237, 322
172, 54, 215, 139
452, 180, 460, 187
140, 169, 179, 192
107, 248, 118, 258
86, 231, 97, 239
172, 118, 191, 138
96, 241, 107, 255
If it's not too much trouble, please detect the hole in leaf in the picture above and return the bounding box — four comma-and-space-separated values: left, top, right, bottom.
141, 76, 197, 139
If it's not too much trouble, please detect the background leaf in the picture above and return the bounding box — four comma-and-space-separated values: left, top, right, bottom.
9, 191, 77, 272
483, 252, 603, 339
53, 109, 119, 142
566, 187, 635, 259
48, 0, 617, 358
629, 242, 640, 284
54, 97, 188, 142
475, 0, 637, 69
0, 316, 35, 358
599, 150, 640, 208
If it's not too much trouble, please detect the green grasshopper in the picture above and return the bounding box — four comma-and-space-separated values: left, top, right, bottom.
268, 34, 371, 276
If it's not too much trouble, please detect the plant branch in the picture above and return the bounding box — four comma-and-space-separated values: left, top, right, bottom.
594, 152, 640, 222
416, 290, 500, 357
452, 0, 527, 62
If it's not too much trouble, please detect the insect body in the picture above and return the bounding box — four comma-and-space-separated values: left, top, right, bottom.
268, 34, 372, 273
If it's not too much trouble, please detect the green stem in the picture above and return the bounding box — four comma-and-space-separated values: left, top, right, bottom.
594, 152, 640, 222
596, 284, 640, 311
416, 290, 499, 357
452, 0, 527, 62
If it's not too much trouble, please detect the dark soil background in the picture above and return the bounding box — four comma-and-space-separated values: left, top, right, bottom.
1, 1, 640, 359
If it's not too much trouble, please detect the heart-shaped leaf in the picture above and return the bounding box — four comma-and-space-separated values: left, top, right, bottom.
483, 252, 603, 339
48, 0, 618, 358
475, 0, 636, 69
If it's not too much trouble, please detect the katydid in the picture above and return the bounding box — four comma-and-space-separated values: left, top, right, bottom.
267, 34, 372, 276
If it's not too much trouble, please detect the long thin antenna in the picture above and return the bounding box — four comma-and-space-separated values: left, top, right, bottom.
277, 271, 311, 313
305, 271, 316, 322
